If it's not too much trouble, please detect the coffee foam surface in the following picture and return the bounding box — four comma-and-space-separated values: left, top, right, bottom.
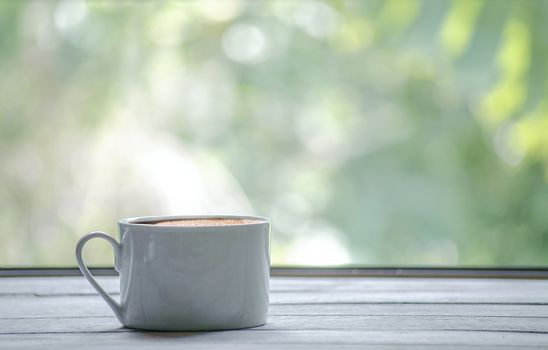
141, 218, 260, 226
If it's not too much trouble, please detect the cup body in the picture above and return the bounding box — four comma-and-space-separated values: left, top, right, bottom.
112, 215, 270, 331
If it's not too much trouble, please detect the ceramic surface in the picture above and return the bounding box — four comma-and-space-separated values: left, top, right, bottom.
76, 215, 270, 331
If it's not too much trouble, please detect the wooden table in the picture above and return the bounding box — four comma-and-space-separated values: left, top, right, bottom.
1, 276, 548, 349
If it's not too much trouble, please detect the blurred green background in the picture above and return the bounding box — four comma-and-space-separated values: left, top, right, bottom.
1, 0, 548, 267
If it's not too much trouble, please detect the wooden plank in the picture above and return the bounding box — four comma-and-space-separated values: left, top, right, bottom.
1, 314, 547, 334
272, 303, 548, 317
269, 277, 548, 292
269, 291, 548, 304
1, 330, 548, 347
0, 277, 118, 296
2, 277, 548, 295
2, 291, 545, 305
0, 341, 538, 350
2, 276, 548, 348
2, 296, 548, 319
2, 277, 548, 304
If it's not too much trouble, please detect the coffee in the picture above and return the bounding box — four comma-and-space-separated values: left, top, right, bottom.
137, 218, 260, 226
76, 214, 270, 330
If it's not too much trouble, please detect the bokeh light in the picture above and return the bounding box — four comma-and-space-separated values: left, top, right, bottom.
1, 0, 548, 267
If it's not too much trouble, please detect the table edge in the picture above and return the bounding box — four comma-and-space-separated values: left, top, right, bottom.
1, 267, 548, 279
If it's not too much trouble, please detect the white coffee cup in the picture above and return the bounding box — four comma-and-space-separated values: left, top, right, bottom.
75, 215, 270, 331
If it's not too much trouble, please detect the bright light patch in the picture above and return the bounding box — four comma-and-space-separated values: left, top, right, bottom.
222, 23, 268, 64
292, 0, 338, 39
285, 221, 351, 266
478, 18, 530, 129
54, 0, 87, 32
198, 0, 243, 22
147, 4, 188, 47
494, 121, 523, 167
440, 0, 484, 58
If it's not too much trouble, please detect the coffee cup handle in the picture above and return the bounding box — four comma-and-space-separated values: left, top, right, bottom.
75, 231, 124, 323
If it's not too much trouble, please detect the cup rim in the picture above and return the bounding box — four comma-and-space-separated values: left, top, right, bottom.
119, 214, 270, 228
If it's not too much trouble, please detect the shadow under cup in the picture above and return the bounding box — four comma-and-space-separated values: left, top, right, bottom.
76, 215, 271, 331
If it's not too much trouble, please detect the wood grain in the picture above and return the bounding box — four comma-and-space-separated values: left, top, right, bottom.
1, 276, 548, 349
2, 330, 548, 348
1, 314, 547, 334
2, 297, 548, 319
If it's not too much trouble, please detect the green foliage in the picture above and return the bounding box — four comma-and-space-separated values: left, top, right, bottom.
1, 0, 547, 266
